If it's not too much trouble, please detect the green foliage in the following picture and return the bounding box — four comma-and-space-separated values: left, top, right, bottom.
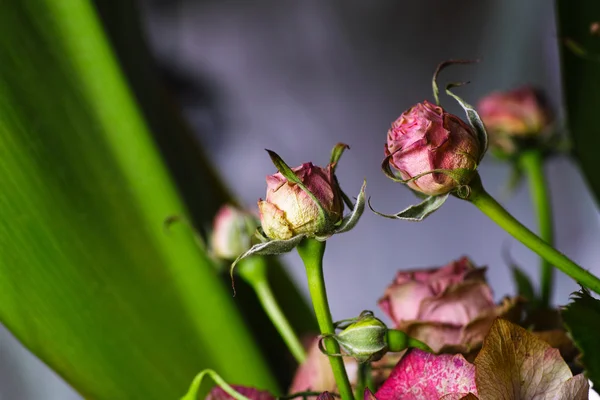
562, 289, 600, 395
0, 1, 280, 399
557, 0, 600, 206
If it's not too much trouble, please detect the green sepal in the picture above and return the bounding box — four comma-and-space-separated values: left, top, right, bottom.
181, 369, 251, 400
382, 152, 475, 186
230, 234, 306, 291
369, 193, 450, 222
445, 82, 489, 160
330, 142, 350, 171
331, 180, 366, 235
266, 149, 329, 225
431, 59, 479, 105
562, 288, 600, 395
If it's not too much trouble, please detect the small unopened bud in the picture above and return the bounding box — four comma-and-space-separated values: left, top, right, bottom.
331, 311, 388, 363
211, 205, 258, 260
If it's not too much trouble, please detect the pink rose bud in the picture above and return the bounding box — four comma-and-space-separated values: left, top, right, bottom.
378, 257, 521, 353
477, 87, 553, 154
258, 162, 343, 240
211, 205, 258, 260
385, 101, 481, 196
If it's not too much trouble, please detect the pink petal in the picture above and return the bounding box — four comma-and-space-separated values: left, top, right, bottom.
375, 349, 477, 400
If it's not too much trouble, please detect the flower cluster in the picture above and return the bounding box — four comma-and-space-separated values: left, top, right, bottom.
191, 60, 593, 400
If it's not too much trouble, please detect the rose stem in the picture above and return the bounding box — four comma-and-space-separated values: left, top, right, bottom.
237, 256, 307, 364
519, 149, 554, 308
354, 363, 371, 399
296, 238, 354, 400
466, 173, 600, 295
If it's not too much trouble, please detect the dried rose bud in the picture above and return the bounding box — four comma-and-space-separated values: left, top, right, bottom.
378, 257, 522, 353
477, 87, 553, 154
258, 162, 343, 240
385, 101, 481, 196
211, 205, 258, 260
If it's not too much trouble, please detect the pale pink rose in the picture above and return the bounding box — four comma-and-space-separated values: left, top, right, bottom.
385, 101, 481, 196
477, 87, 552, 137
211, 205, 257, 260
289, 337, 358, 394
206, 385, 274, 400
258, 162, 343, 240
378, 257, 521, 353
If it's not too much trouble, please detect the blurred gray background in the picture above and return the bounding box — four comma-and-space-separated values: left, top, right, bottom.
2, 0, 599, 398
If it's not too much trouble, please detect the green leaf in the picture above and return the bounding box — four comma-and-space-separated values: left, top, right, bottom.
557, 0, 600, 206
562, 289, 600, 394
368, 194, 450, 221
0, 1, 279, 399
96, 0, 316, 387
510, 265, 536, 304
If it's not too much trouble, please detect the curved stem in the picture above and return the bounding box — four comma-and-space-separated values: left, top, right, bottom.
296, 239, 354, 400
466, 174, 600, 295
237, 257, 307, 364
520, 150, 554, 308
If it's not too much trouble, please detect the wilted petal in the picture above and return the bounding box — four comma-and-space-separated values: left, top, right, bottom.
375, 349, 477, 400
475, 319, 583, 400
206, 385, 274, 400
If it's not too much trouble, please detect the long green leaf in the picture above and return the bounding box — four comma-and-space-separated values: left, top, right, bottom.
93, 0, 317, 386
556, 0, 600, 205
0, 1, 278, 399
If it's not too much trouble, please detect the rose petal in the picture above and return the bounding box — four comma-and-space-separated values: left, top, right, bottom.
475, 319, 583, 400
375, 349, 477, 400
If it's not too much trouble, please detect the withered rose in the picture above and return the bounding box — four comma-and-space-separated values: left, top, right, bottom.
378, 257, 521, 353
385, 101, 481, 196
258, 162, 343, 240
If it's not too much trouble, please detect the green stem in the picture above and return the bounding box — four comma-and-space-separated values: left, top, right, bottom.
466, 173, 600, 295
386, 330, 432, 353
520, 150, 554, 308
354, 362, 369, 400
237, 257, 307, 364
296, 239, 354, 400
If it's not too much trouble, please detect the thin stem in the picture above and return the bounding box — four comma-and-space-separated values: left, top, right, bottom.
181, 369, 250, 400
466, 174, 600, 295
520, 149, 554, 308
354, 363, 369, 399
296, 239, 354, 400
237, 257, 307, 364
